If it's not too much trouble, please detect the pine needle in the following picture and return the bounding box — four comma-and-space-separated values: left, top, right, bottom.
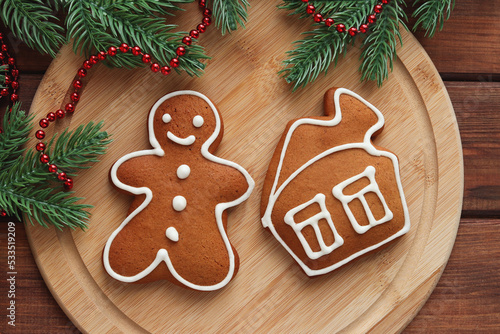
413, 0, 455, 38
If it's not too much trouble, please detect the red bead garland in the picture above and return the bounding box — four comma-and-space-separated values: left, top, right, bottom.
29, 0, 212, 193
0, 33, 20, 106
301, 0, 390, 35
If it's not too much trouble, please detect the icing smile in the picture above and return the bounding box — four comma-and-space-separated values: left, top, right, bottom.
167, 131, 195, 146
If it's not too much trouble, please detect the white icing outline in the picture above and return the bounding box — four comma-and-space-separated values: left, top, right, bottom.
261, 88, 410, 277
104, 90, 255, 291
167, 131, 195, 146
332, 165, 393, 234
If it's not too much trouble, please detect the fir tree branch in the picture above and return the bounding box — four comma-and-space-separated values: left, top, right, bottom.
413, 0, 455, 38
0, 64, 7, 90
0, 0, 65, 57
280, 0, 376, 90
0, 119, 111, 230
360, 0, 407, 86
211, 0, 249, 35
0, 103, 34, 169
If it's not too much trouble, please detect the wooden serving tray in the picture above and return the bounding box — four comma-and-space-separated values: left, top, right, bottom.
25, 2, 463, 332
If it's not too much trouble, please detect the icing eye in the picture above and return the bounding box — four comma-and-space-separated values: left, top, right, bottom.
162, 113, 171, 124
192, 115, 204, 128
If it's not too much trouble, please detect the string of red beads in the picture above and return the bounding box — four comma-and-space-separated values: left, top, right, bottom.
302, 0, 390, 36
0, 33, 20, 110
34, 0, 212, 192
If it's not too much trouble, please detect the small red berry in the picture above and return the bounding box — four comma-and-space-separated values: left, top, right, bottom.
142, 54, 151, 63
39, 119, 49, 128
56, 109, 65, 119
108, 46, 117, 56
119, 43, 129, 53
36, 142, 46, 151
48, 164, 58, 173
47, 112, 56, 122
170, 58, 180, 68
40, 154, 50, 164
161, 66, 171, 75
35, 130, 45, 139
64, 178, 74, 190
190, 30, 200, 39
150, 63, 160, 72
132, 46, 141, 56
176, 46, 186, 56
65, 103, 75, 113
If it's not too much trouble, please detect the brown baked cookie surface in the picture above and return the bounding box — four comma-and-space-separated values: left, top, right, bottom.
103, 91, 254, 291
261, 88, 410, 276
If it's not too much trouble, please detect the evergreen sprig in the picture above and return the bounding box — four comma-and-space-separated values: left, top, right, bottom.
0, 103, 34, 169
0, 0, 248, 73
0, 104, 112, 230
211, 0, 249, 35
360, 0, 407, 86
280, 0, 454, 89
0, 64, 7, 91
413, 0, 455, 38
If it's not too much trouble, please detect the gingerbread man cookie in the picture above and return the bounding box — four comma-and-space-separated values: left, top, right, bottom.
103, 91, 254, 291
261, 88, 410, 276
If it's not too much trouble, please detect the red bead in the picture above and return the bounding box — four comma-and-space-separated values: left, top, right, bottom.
71, 92, 80, 103
150, 63, 160, 72
36, 142, 46, 151
11, 69, 18, 77
197, 24, 207, 33
359, 24, 369, 33
325, 18, 335, 27
8, 57, 15, 66
11, 92, 19, 101
182, 36, 192, 46
302, 0, 309, 2
98, 51, 107, 60
161, 66, 171, 75
35, 130, 45, 139
56, 109, 65, 119
83, 60, 92, 69
78, 68, 87, 77
119, 43, 129, 53
190, 30, 200, 39
64, 178, 74, 190
0, 52, 4, 59
48, 164, 58, 173
202, 17, 212, 26
65, 103, 75, 113
40, 154, 50, 164
0, 209, 6, 217
199, 0, 206, 7
11, 81, 18, 89
4, 76, 11, 85
47, 112, 56, 122
314, 13, 323, 22
1, 45, 7, 51
382, 0, 390, 3
39, 118, 49, 128
108, 46, 117, 56
374, 4, 383, 13
58, 172, 67, 181
132, 46, 141, 56
0, 88, 8, 96
306, 5, 315, 14
176, 46, 186, 56
336, 24, 346, 33
170, 58, 180, 68
90, 55, 98, 64
142, 54, 151, 63
203, 8, 212, 17
348, 27, 358, 36
368, 14, 377, 24
73, 80, 83, 90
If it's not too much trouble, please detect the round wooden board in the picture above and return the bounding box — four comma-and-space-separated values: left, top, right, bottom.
25, 2, 463, 333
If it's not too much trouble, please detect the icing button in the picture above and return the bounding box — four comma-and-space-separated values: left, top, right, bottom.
166, 227, 179, 242
173, 195, 187, 211
177, 164, 191, 179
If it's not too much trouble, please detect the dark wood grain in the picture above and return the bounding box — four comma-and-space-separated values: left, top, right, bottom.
0, 1, 499, 331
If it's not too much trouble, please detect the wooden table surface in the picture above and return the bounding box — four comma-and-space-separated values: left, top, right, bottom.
1, 1, 499, 333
